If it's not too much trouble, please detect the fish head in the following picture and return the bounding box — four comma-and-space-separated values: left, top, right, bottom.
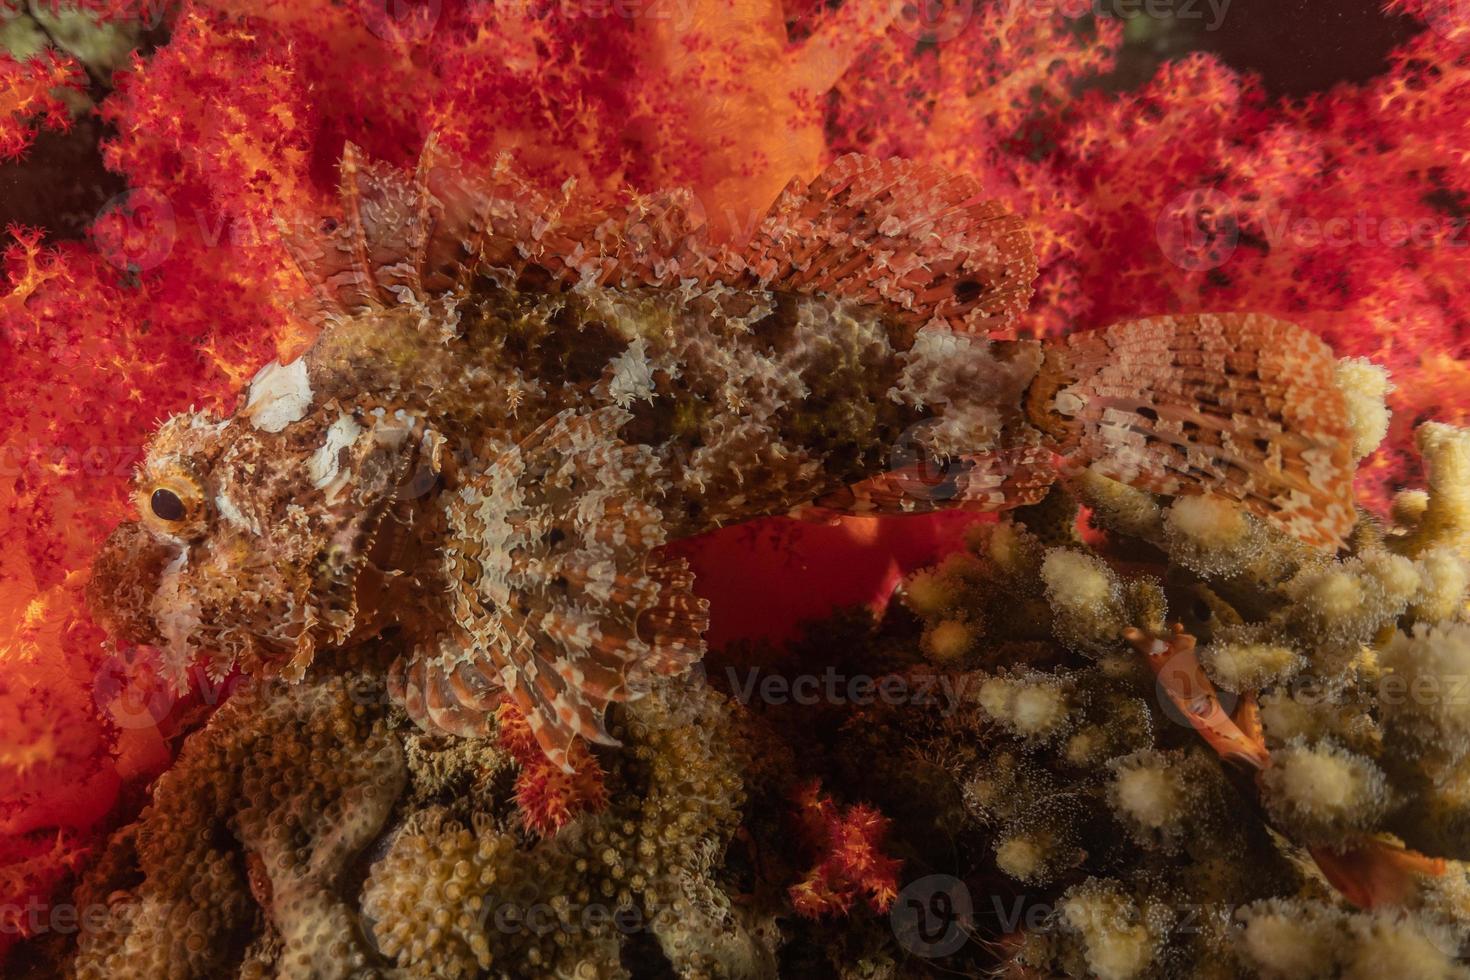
87, 357, 431, 689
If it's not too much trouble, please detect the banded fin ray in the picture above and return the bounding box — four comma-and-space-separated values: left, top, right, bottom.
1029, 312, 1357, 550
281, 140, 1037, 336
390, 406, 708, 771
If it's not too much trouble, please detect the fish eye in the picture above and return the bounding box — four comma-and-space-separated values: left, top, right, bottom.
150, 488, 187, 522
137, 465, 208, 538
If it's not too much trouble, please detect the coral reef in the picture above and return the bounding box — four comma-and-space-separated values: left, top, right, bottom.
4, 0, 1470, 974
49, 645, 774, 978
873, 407, 1470, 976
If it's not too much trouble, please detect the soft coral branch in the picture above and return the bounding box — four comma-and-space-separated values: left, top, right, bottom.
495, 701, 609, 837
788, 780, 903, 917
0, 51, 83, 161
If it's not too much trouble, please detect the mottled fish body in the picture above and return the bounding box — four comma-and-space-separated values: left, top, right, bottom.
89, 145, 1355, 769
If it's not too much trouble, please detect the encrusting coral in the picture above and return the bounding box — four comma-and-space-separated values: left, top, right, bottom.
70, 670, 406, 979
53, 650, 773, 979
877, 392, 1470, 977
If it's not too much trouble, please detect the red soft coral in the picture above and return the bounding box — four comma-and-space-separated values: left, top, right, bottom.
0, 51, 82, 160
788, 780, 903, 917
495, 701, 610, 838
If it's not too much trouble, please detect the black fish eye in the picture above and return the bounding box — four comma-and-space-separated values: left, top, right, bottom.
150, 488, 187, 522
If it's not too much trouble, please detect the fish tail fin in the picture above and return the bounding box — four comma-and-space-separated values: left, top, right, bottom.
1028, 313, 1356, 550
388, 407, 708, 771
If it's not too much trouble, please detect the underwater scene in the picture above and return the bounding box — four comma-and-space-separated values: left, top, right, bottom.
3, 0, 1470, 976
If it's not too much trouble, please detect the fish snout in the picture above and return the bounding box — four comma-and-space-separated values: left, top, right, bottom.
87, 521, 171, 645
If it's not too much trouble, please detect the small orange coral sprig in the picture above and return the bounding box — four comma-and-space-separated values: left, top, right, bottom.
788, 780, 903, 918
494, 701, 608, 838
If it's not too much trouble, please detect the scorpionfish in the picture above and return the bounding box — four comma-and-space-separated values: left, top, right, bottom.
88, 143, 1357, 770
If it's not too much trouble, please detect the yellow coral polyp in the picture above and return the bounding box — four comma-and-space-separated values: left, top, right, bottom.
1334, 357, 1394, 461
1167, 495, 1249, 550
922, 618, 977, 664
1059, 881, 1158, 980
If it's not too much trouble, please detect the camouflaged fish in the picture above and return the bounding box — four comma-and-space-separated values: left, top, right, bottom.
87, 142, 1357, 770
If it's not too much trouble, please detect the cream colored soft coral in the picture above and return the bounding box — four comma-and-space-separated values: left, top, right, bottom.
1058, 879, 1159, 980
1163, 495, 1264, 577
976, 669, 1073, 740
1199, 636, 1304, 692
1400, 423, 1470, 557
1258, 739, 1391, 844
1379, 622, 1470, 763
1335, 357, 1394, 461
1107, 750, 1188, 849
1042, 548, 1128, 656
1236, 899, 1341, 979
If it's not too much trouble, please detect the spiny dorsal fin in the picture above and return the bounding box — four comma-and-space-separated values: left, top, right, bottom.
732, 154, 1036, 333
1033, 312, 1357, 551
283, 142, 1036, 335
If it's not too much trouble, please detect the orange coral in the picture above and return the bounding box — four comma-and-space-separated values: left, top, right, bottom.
0, 51, 82, 160
495, 702, 609, 838
788, 780, 902, 917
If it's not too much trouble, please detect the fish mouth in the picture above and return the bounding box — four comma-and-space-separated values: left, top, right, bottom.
87, 521, 173, 647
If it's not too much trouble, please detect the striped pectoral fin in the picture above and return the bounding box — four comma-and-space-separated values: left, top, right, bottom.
1035, 313, 1357, 550
390, 406, 709, 771
791, 441, 1057, 520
